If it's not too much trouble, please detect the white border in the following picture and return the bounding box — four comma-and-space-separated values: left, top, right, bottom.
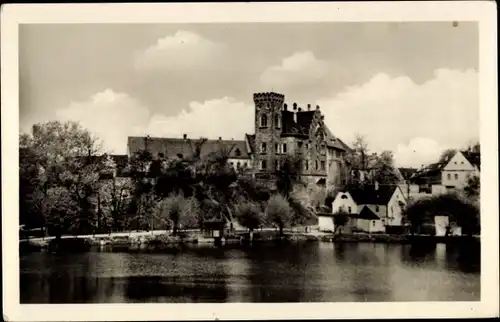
1, 2, 498, 321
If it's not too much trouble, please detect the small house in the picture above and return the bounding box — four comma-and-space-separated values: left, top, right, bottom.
330, 183, 407, 233
202, 218, 227, 238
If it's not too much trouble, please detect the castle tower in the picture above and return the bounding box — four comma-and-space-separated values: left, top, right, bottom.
253, 92, 285, 173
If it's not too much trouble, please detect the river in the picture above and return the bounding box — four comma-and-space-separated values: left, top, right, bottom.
20, 241, 480, 303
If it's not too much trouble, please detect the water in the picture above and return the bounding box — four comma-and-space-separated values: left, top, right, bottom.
20, 242, 480, 303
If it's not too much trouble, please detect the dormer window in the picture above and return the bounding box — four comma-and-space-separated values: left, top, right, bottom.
235, 148, 241, 157
260, 114, 268, 127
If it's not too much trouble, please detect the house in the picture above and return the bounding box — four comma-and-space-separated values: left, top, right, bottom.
317, 212, 357, 233
410, 150, 481, 194
441, 150, 480, 189
127, 92, 351, 187
330, 184, 407, 233
356, 206, 385, 233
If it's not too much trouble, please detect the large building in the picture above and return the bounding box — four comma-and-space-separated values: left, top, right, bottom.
127, 92, 351, 186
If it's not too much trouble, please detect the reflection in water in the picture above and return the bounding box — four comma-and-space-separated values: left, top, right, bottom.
20, 242, 480, 303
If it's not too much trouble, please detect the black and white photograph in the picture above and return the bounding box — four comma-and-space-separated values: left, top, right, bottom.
2, 2, 498, 321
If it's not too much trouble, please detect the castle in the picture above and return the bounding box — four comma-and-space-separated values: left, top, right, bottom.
127, 92, 351, 186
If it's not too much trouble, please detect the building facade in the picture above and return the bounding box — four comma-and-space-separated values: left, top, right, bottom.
125, 91, 351, 187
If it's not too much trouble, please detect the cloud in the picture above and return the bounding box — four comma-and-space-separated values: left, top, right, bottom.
317, 68, 478, 167
145, 97, 254, 140
56, 89, 151, 154
393, 137, 449, 168
134, 30, 224, 72
260, 51, 329, 90
55, 90, 253, 154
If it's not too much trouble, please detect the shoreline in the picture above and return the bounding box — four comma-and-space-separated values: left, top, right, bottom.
19, 231, 481, 253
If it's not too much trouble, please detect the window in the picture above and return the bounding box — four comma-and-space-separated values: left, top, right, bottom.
236, 162, 241, 169
230, 162, 234, 166
375, 206, 379, 212
260, 143, 267, 153
315, 160, 319, 170
454, 173, 458, 180
275, 160, 280, 170
372, 220, 376, 225
260, 114, 268, 127
274, 114, 280, 128
348, 206, 352, 213
298, 141, 303, 149
275, 143, 279, 153
283, 143, 287, 153
260, 160, 267, 170
304, 161, 309, 171
341, 194, 348, 200
447, 173, 451, 180
305, 143, 309, 149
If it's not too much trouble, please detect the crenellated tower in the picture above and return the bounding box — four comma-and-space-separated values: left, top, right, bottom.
253, 92, 284, 173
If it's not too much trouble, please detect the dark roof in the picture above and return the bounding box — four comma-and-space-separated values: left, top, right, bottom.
461, 151, 480, 170
296, 111, 315, 133
344, 185, 399, 206
245, 134, 256, 154
358, 206, 380, 220
398, 167, 418, 180
409, 162, 446, 183
127, 136, 251, 160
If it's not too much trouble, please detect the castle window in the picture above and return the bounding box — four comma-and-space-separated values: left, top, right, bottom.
260, 143, 267, 154
283, 143, 287, 153
235, 148, 241, 157
320, 161, 325, 171
304, 160, 309, 171
274, 114, 281, 128
275, 160, 280, 170
260, 160, 267, 170
315, 160, 319, 170
260, 114, 268, 127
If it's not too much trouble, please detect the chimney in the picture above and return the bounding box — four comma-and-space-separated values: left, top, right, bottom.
307, 104, 311, 111
283, 103, 288, 111
183, 134, 187, 140
316, 105, 320, 110
298, 107, 302, 112
218, 137, 222, 141
293, 102, 297, 111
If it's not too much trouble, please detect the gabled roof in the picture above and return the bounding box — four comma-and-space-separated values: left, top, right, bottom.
398, 167, 418, 180
409, 161, 446, 183
461, 151, 481, 170
358, 206, 380, 220
127, 136, 251, 160
342, 184, 399, 206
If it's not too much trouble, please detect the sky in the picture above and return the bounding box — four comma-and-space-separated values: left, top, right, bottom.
19, 22, 479, 168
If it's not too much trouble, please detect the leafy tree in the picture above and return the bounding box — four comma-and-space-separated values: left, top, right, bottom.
333, 209, 350, 235
372, 150, 402, 184
439, 149, 457, 163
157, 194, 200, 235
275, 154, 303, 197
266, 194, 293, 237
464, 174, 480, 201
234, 199, 265, 241
19, 121, 104, 236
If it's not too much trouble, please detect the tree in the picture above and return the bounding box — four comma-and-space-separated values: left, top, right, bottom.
372, 150, 402, 184
266, 194, 293, 237
19, 121, 104, 236
464, 174, 480, 201
333, 209, 350, 235
439, 149, 457, 163
157, 193, 200, 235
234, 199, 265, 241
275, 154, 303, 197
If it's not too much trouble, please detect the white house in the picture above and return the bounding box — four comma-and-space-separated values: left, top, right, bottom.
441, 151, 480, 189
329, 184, 407, 233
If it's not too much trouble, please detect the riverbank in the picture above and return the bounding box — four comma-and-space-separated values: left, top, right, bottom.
19, 229, 480, 253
